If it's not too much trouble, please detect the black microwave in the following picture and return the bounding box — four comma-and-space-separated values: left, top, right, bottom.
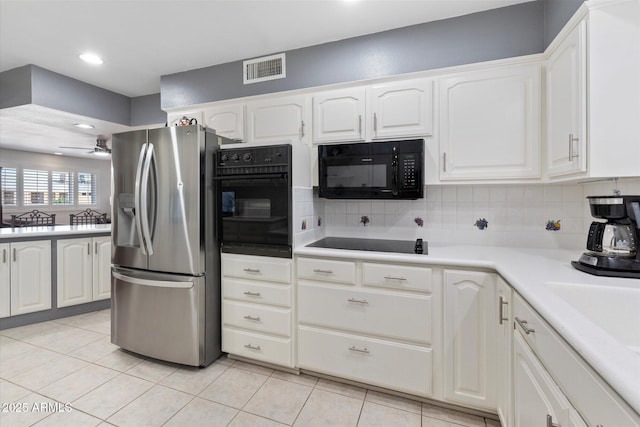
318, 139, 424, 200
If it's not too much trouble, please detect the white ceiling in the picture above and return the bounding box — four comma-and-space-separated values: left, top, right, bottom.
0, 0, 534, 158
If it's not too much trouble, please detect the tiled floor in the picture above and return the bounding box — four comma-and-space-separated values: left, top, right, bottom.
1, 310, 501, 427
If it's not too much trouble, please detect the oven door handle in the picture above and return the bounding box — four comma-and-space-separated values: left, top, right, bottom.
214, 173, 288, 180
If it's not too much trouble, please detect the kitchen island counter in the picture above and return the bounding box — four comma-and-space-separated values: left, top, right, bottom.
0, 224, 111, 239
295, 242, 640, 417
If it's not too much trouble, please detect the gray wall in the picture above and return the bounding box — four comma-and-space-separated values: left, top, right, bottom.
0, 65, 33, 109
544, 0, 584, 47
131, 93, 166, 126
161, 1, 544, 109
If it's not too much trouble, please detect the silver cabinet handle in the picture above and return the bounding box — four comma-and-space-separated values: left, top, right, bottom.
384, 276, 406, 281
300, 120, 305, 138
243, 315, 261, 321
13, 248, 16, 262
87, 242, 91, 255
515, 317, 535, 334
443, 152, 447, 172
243, 268, 261, 273
373, 112, 378, 135
358, 114, 362, 137
569, 133, 579, 160
349, 346, 370, 354
499, 296, 508, 325
313, 269, 333, 274
547, 414, 560, 427
243, 291, 261, 296
244, 344, 261, 351
2, 248, 6, 263
347, 298, 368, 304
95, 242, 98, 254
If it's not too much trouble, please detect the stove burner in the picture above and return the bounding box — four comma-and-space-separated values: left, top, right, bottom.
307, 237, 427, 255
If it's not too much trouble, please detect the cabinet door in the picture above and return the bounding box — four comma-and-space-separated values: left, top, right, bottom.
57, 238, 92, 307
0, 243, 10, 318
246, 95, 309, 144
92, 236, 112, 301
546, 21, 587, 178
443, 269, 497, 410
368, 78, 433, 139
439, 64, 541, 180
203, 104, 244, 141
312, 88, 365, 143
10, 240, 51, 315
496, 277, 513, 427
513, 333, 586, 427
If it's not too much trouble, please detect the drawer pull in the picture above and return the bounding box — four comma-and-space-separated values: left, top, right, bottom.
313, 269, 333, 274
383, 275, 406, 281
546, 414, 560, 427
499, 296, 508, 325
244, 344, 261, 351
349, 346, 370, 354
515, 317, 535, 335
243, 315, 261, 321
347, 298, 369, 304
243, 268, 261, 273
243, 291, 261, 297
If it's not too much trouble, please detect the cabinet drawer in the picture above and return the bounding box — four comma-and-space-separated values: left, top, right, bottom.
296, 257, 356, 284
363, 263, 432, 292
298, 282, 431, 343
223, 278, 291, 307
298, 325, 432, 396
223, 300, 291, 337
223, 327, 292, 368
222, 254, 291, 284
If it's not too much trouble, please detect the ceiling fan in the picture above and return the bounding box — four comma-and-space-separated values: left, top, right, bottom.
59, 138, 111, 156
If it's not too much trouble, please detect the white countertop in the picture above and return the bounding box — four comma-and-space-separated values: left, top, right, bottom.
0, 224, 111, 238
295, 243, 640, 414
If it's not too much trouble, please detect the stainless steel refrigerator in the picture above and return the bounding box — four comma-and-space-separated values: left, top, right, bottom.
110, 125, 222, 367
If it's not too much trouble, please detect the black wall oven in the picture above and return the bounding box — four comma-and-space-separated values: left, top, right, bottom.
215, 144, 292, 258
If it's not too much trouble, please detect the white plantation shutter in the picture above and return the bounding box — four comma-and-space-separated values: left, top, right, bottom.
52, 171, 74, 205
1, 167, 18, 206
23, 169, 49, 206
77, 172, 96, 205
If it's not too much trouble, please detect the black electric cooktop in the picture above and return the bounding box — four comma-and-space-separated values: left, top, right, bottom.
307, 237, 427, 255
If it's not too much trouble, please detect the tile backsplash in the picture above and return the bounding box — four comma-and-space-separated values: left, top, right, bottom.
294, 178, 640, 249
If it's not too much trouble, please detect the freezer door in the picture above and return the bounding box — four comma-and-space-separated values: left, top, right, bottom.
111, 268, 205, 366
146, 126, 204, 275
111, 129, 149, 270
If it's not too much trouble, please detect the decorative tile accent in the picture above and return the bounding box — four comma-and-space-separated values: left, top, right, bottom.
545, 220, 561, 231
301, 219, 307, 230
360, 215, 370, 226
474, 218, 488, 230
414, 217, 424, 227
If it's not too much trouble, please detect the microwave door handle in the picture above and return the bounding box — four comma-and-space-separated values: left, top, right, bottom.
391, 146, 399, 196
139, 143, 155, 256
134, 144, 148, 255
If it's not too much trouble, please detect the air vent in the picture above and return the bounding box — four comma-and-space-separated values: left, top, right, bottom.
243, 53, 286, 84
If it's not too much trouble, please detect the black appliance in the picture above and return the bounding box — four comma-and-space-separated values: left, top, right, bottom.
318, 139, 424, 199
308, 237, 427, 255
215, 144, 292, 258
572, 195, 640, 278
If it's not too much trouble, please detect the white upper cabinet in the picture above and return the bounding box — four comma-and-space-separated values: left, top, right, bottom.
368, 78, 434, 140
203, 104, 245, 141
312, 88, 366, 143
246, 95, 310, 145
545, 21, 587, 178
439, 63, 541, 181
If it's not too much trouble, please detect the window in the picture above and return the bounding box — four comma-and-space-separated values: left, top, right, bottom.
52, 171, 74, 205
1, 167, 18, 206
77, 172, 96, 205
23, 169, 49, 206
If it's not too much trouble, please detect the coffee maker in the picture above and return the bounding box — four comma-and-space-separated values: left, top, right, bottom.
572, 195, 640, 278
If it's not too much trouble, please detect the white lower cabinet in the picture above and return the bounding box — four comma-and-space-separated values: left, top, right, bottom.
443, 269, 497, 411
1, 240, 51, 316
221, 254, 294, 368
496, 276, 513, 427
57, 236, 111, 308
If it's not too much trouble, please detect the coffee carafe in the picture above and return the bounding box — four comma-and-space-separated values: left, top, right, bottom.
572, 195, 640, 278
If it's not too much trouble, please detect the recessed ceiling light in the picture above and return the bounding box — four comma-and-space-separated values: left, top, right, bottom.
54, 152, 63, 156
73, 123, 94, 129
79, 53, 103, 65
93, 151, 110, 157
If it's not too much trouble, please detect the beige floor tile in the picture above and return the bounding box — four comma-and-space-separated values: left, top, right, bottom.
228, 411, 289, 427
72, 373, 153, 419
271, 370, 318, 387
67, 335, 119, 362
107, 384, 192, 427
0, 379, 31, 403
0, 392, 59, 427
0, 320, 59, 341
39, 364, 119, 403
423, 416, 468, 427
94, 348, 145, 371
125, 358, 178, 383
422, 403, 486, 427
10, 354, 88, 391
160, 361, 229, 395
36, 328, 104, 354
0, 337, 37, 362
233, 360, 275, 376
315, 378, 366, 400
358, 401, 421, 427
244, 377, 313, 425
20, 323, 78, 347
365, 389, 422, 414
164, 396, 238, 427
293, 388, 363, 427
199, 367, 268, 409
0, 346, 59, 379
33, 408, 102, 426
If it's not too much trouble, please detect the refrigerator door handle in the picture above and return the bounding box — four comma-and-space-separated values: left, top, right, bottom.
139, 143, 155, 256
134, 144, 148, 255
112, 271, 194, 289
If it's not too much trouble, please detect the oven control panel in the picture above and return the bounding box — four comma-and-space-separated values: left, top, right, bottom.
216, 144, 291, 175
